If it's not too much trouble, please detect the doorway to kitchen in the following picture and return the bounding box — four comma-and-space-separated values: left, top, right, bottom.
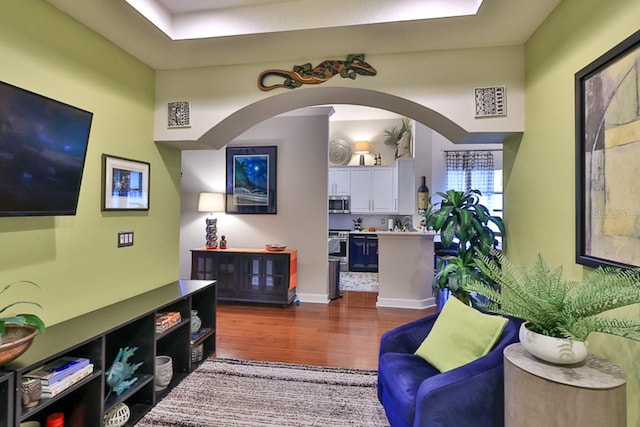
188, 86, 509, 300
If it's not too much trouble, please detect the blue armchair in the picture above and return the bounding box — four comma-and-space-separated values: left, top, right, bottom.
377, 312, 522, 427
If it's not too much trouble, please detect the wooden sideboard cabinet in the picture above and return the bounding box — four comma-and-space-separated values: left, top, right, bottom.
191, 247, 298, 305
1, 280, 215, 427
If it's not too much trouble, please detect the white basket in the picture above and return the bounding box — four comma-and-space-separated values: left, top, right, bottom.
104, 402, 130, 427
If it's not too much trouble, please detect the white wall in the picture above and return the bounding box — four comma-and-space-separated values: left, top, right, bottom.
155, 46, 524, 146
180, 108, 332, 301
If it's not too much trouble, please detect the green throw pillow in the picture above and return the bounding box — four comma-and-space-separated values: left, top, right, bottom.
414, 296, 508, 372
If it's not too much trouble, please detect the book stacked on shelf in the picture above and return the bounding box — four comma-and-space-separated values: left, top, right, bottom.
25, 357, 94, 398
156, 311, 182, 333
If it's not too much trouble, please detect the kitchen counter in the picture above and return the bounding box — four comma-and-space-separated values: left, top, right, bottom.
376, 231, 437, 309
350, 230, 436, 235
374, 230, 437, 236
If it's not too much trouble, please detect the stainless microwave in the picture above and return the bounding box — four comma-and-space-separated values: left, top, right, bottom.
329, 196, 350, 214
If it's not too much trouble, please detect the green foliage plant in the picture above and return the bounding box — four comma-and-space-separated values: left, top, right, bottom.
432, 250, 483, 305
423, 189, 505, 302
462, 251, 640, 342
425, 189, 504, 254
0, 280, 46, 337
383, 118, 412, 158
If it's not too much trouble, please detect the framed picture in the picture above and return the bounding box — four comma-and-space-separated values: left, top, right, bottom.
102, 154, 150, 211
225, 146, 277, 214
575, 29, 640, 269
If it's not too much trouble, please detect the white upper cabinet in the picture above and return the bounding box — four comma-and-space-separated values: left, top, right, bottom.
328, 167, 351, 195
349, 168, 372, 212
395, 158, 416, 215
371, 167, 395, 213
350, 167, 395, 213
329, 161, 416, 214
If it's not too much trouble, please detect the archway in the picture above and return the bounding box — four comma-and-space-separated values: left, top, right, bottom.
197, 87, 473, 149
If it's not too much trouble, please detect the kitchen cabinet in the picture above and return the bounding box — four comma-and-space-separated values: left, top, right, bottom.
191, 248, 298, 305
394, 158, 416, 215
2, 280, 216, 427
328, 167, 350, 196
350, 167, 395, 213
349, 233, 379, 272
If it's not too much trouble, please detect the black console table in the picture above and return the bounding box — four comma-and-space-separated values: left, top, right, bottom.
191, 247, 297, 305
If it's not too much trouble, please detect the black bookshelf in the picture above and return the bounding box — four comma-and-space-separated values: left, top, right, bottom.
1, 280, 215, 427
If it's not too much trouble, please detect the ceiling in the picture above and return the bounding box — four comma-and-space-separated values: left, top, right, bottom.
45, 0, 561, 71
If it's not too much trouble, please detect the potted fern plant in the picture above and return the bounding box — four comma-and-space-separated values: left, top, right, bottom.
0, 280, 46, 366
423, 189, 504, 305
462, 251, 640, 364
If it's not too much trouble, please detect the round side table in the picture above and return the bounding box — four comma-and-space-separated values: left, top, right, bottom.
504, 343, 626, 427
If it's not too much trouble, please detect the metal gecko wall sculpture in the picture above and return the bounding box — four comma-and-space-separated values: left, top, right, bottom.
257, 53, 377, 91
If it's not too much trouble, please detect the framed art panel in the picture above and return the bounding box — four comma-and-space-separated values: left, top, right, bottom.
225, 146, 277, 214
576, 29, 640, 268
102, 154, 150, 211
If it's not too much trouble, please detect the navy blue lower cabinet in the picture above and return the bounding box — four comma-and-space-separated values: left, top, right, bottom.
349, 234, 378, 272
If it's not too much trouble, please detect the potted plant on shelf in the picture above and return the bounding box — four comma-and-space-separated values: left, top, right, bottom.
0, 280, 46, 366
383, 118, 412, 159
423, 189, 504, 305
462, 251, 640, 364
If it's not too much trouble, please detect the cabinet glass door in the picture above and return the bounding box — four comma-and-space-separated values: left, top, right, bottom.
192, 255, 215, 280
249, 258, 262, 288
262, 257, 288, 296
217, 253, 236, 297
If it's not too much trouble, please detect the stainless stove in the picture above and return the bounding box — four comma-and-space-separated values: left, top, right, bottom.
328, 229, 349, 271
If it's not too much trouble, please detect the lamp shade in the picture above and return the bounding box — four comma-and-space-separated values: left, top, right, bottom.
354, 141, 371, 153
197, 192, 225, 213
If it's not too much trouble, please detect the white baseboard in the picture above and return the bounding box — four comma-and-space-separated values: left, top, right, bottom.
296, 293, 437, 309
376, 296, 436, 309
296, 293, 330, 304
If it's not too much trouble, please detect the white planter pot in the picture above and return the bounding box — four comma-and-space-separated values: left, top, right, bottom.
519, 322, 588, 365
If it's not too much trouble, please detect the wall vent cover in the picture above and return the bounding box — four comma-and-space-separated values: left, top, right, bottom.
168, 101, 191, 128
474, 86, 506, 118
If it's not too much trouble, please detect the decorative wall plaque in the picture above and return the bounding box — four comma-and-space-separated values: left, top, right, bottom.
474, 86, 506, 118
167, 101, 191, 128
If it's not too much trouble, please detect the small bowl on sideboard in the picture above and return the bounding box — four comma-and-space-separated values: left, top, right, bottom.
265, 244, 286, 252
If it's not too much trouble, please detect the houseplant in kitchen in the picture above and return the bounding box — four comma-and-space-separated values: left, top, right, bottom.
0, 280, 46, 365
462, 251, 640, 364
423, 189, 504, 305
383, 117, 412, 159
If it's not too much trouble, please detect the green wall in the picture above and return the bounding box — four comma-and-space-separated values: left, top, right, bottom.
508, 0, 640, 424
0, 1, 181, 326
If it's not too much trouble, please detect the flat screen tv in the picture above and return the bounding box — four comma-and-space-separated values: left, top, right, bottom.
0, 81, 93, 216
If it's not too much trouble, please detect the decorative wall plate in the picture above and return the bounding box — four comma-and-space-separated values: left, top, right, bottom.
329, 139, 352, 165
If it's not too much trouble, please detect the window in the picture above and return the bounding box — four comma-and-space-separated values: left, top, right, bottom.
445, 150, 503, 231
478, 169, 503, 226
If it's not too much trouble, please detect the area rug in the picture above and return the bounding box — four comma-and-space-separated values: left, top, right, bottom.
136, 358, 389, 427
339, 272, 379, 292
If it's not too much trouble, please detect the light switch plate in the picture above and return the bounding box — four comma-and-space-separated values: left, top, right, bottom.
118, 231, 134, 247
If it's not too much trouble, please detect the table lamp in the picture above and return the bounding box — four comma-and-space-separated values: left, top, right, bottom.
197, 192, 225, 249
354, 141, 371, 165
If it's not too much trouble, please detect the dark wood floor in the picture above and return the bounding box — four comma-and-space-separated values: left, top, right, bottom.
214, 291, 436, 370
